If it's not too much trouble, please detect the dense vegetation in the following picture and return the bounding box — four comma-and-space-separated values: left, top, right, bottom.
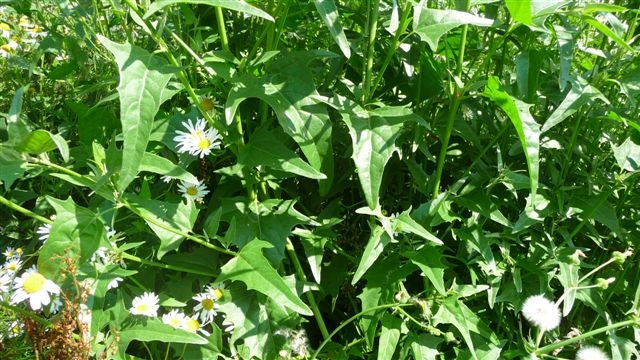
1, 0, 639, 359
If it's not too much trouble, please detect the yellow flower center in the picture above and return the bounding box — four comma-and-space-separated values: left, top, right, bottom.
202, 298, 215, 310
213, 288, 224, 300
5, 250, 14, 257
184, 318, 200, 332
10, 324, 21, 334
136, 304, 150, 313
197, 137, 211, 150
201, 98, 215, 111
0, 23, 10, 31
186, 186, 199, 196
168, 317, 182, 328
24, 273, 46, 294
1, 44, 11, 52
16, 248, 23, 255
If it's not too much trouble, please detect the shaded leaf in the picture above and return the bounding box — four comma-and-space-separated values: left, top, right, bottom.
352, 223, 393, 285
405, 246, 447, 295
16, 129, 69, 162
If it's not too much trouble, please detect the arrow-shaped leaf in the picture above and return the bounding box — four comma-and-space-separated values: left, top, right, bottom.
144, 0, 274, 22
217, 240, 312, 316
98, 35, 176, 192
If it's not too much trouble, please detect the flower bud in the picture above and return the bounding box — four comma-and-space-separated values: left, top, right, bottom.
596, 277, 615, 290
612, 249, 633, 265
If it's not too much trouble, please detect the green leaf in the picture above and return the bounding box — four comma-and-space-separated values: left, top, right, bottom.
239, 128, 326, 179
124, 194, 198, 259
612, 138, 640, 172
394, 209, 443, 245
293, 228, 328, 284
413, 7, 495, 51
39, 197, 106, 282
3, 85, 31, 146
144, 0, 274, 22
226, 52, 335, 195
119, 319, 207, 358
405, 246, 447, 295
139, 152, 199, 183
15, 129, 69, 162
558, 261, 579, 316
505, 0, 570, 27
0, 146, 27, 189
484, 77, 540, 208
408, 333, 443, 360
312, 0, 350, 58
217, 284, 278, 359
542, 77, 609, 133
326, 97, 416, 209
352, 223, 392, 285
217, 240, 312, 316
433, 297, 500, 360
98, 35, 176, 192
378, 313, 402, 360
584, 16, 635, 53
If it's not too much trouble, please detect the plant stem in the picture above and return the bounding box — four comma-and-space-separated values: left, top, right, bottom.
0, 195, 53, 225
214, 7, 230, 52
431, 0, 470, 197
285, 239, 330, 340
120, 252, 219, 277
0, 301, 53, 328
310, 302, 412, 359
362, 0, 380, 104
536, 318, 639, 355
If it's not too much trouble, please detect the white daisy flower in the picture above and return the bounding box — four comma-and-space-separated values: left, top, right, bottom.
173, 118, 222, 158
7, 320, 23, 338
0, 22, 11, 39
162, 309, 187, 329
36, 223, 52, 241
10, 266, 61, 311
129, 292, 159, 317
3, 247, 17, 259
0, 273, 12, 298
521, 294, 561, 332
0, 44, 12, 58
161, 175, 173, 183
192, 285, 221, 324
182, 315, 210, 336
222, 317, 235, 333
178, 180, 209, 202
3, 258, 23, 274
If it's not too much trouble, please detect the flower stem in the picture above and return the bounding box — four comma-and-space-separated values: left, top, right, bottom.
286, 239, 329, 340
120, 252, 217, 278
214, 6, 229, 52
536, 318, 639, 355
362, 0, 380, 104
0, 195, 52, 225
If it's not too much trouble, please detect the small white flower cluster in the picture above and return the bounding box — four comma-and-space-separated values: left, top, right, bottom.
0, 9, 48, 58
129, 284, 229, 337
1, 247, 61, 314
164, 118, 223, 203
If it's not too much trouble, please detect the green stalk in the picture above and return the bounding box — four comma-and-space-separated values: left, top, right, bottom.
0, 195, 52, 225
535, 318, 639, 355
369, 0, 413, 97
0, 301, 53, 328
214, 6, 230, 53
363, 0, 380, 104
119, 199, 237, 256
285, 240, 330, 340
310, 302, 412, 359
120, 252, 217, 277
431, 1, 470, 197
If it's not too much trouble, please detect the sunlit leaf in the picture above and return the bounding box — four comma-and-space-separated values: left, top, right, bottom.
144, 0, 274, 22
408, 333, 443, 360
217, 240, 312, 316
542, 77, 609, 133
312, 0, 350, 58
352, 223, 393, 285
16, 129, 69, 162
119, 319, 207, 358
239, 127, 326, 179
405, 246, 447, 295
612, 137, 640, 172
139, 152, 199, 183
39, 197, 106, 282
98, 35, 176, 192
484, 77, 540, 207
378, 313, 402, 360
413, 7, 495, 51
